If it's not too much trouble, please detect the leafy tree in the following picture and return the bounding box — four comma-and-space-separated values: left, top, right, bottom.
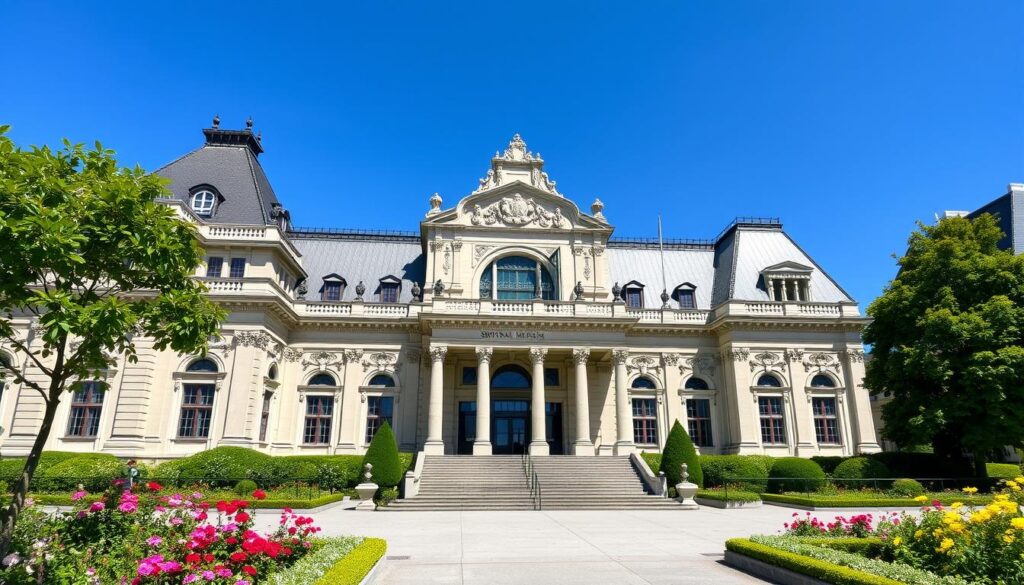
660, 420, 703, 487
361, 422, 402, 488
864, 214, 1024, 477
0, 127, 225, 554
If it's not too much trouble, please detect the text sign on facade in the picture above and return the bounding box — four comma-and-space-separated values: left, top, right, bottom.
480, 330, 546, 341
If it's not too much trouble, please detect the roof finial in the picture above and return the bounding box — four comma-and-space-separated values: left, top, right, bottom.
212, 114, 220, 128
246, 116, 254, 129
256, 131, 262, 143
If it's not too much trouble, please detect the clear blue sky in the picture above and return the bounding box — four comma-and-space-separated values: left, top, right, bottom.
1, 1, 1021, 308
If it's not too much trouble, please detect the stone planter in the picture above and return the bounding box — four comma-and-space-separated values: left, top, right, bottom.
355, 463, 379, 511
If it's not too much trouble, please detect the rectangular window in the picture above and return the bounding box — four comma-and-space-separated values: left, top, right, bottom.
625, 288, 643, 308
686, 398, 714, 448
544, 367, 559, 386
365, 396, 394, 443
461, 366, 477, 385
322, 282, 342, 301
259, 391, 273, 442
303, 396, 334, 445
758, 396, 786, 444
631, 397, 658, 444
380, 283, 399, 303
178, 384, 215, 439
229, 258, 246, 278
206, 257, 223, 278
812, 397, 841, 445
66, 381, 105, 437
678, 289, 696, 309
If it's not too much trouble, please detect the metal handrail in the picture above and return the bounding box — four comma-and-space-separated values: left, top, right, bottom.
521, 451, 542, 510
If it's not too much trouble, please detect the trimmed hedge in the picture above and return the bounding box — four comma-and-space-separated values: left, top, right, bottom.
725, 538, 901, 585
695, 488, 761, 503
768, 458, 825, 493
0, 451, 86, 486
701, 455, 769, 492
660, 420, 702, 487
761, 492, 993, 508
888, 478, 925, 497
811, 456, 848, 475
832, 457, 890, 488
986, 462, 1021, 479
37, 453, 125, 492
745, 455, 775, 477
362, 422, 402, 488
314, 537, 387, 585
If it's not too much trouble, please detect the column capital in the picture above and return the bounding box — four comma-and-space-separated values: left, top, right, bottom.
611, 348, 629, 365
476, 346, 493, 364
429, 345, 448, 362
529, 347, 548, 364
572, 348, 590, 365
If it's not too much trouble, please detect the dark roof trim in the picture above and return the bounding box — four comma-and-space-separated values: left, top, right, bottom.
289, 227, 421, 243
202, 127, 264, 156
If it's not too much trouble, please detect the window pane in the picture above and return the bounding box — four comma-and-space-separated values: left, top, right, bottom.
381, 284, 399, 303
631, 398, 657, 444
543, 368, 559, 386
679, 289, 695, 309
686, 398, 713, 447
812, 397, 840, 444
206, 257, 223, 278
229, 258, 246, 278
462, 366, 477, 385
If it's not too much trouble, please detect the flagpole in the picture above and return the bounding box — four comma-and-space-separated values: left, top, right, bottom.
659, 215, 668, 308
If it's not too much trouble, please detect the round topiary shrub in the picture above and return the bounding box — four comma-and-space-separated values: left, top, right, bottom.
832, 456, 891, 488
234, 479, 258, 496
889, 478, 925, 498
660, 420, 703, 488
362, 422, 402, 488
811, 456, 848, 475
165, 447, 274, 487
37, 454, 125, 492
700, 455, 768, 492
768, 457, 826, 493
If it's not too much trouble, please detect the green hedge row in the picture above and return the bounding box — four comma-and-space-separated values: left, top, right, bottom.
0, 452, 126, 492
761, 492, 994, 508
725, 538, 902, 585
695, 489, 761, 503
314, 538, 387, 585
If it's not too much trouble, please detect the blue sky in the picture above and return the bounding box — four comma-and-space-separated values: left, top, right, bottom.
1, 1, 1021, 308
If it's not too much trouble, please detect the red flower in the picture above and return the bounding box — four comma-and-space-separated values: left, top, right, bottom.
203, 553, 215, 563
146, 481, 163, 491
235, 511, 250, 523
185, 553, 200, 564
226, 536, 238, 545
230, 552, 247, 563
253, 489, 267, 500
242, 565, 257, 576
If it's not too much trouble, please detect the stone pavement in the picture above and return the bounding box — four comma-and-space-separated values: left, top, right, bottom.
254, 504, 913, 584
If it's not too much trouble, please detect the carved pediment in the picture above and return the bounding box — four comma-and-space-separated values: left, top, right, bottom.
469, 192, 569, 229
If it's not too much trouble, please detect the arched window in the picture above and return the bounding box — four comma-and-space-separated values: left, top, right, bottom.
756, 374, 782, 387
810, 374, 836, 388
631, 377, 657, 389
267, 363, 278, 380
684, 377, 709, 390
308, 373, 337, 386
480, 256, 556, 301
191, 190, 217, 217
186, 358, 218, 373
368, 374, 395, 387
491, 364, 531, 389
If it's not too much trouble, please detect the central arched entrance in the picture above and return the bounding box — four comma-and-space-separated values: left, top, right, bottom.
489, 365, 531, 455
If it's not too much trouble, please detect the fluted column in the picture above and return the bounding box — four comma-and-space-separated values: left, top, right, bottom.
613, 348, 635, 455
528, 347, 549, 456
572, 348, 594, 455
473, 346, 493, 455
424, 345, 447, 455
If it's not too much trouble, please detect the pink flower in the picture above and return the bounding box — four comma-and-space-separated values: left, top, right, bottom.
183, 574, 199, 584
170, 517, 184, 526
137, 562, 159, 576
71, 490, 88, 502
216, 567, 233, 578
202, 570, 216, 581
118, 491, 140, 514
158, 561, 182, 573
146, 536, 163, 547
89, 502, 105, 513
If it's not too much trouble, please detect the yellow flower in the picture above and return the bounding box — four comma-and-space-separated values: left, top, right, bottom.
1012, 518, 1024, 530
933, 528, 944, 538
942, 511, 961, 524
937, 537, 954, 553
950, 502, 964, 509
948, 522, 966, 534
914, 495, 928, 503
893, 537, 902, 546
1004, 534, 1016, 544
1015, 476, 1024, 484
1008, 481, 1019, 489
1013, 485, 1022, 492
914, 529, 925, 539
996, 494, 1010, 502
963, 487, 979, 495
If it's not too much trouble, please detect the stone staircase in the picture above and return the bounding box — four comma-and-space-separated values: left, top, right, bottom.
387, 454, 683, 511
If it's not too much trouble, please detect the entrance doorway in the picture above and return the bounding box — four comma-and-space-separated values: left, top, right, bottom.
492, 400, 529, 454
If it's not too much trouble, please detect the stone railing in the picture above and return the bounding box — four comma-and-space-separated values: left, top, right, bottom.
714, 301, 859, 319
424, 298, 712, 324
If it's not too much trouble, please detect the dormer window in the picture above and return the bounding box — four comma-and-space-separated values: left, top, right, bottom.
622, 281, 644, 309
190, 189, 217, 217
320, 274, 346, 301
673, 283, 697, 310
379, 276, 401, 303
760, 262, 814, 302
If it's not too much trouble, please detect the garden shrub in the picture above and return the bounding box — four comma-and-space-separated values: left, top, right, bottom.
811, 456, 848, 475
313, 538, 387, 585
888, 478, 925, 498
0, 451, 83, 487
660, 420, 702, 487
985, 462, 1020, 479
152, 446, 274, 486
640, 452, 661, 474
701, 455, 768, 492
36, 453, 125, 492
832, 457, 891, 488
768, 458, 826, 493
234, 479, 258, 495
374, 486, 398, 507
361, 422, 402, 487
745, 454, 775, 477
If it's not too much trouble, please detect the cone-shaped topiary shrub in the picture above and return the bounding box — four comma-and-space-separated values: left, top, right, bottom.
660, 420, 703, 488
361, 422, 402, 488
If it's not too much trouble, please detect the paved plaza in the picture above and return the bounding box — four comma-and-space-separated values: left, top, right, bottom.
255, 504, 915, 584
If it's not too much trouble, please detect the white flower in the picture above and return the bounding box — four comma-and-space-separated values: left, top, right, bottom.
2, 552, 20, 567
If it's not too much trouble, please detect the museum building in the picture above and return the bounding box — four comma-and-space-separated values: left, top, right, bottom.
0, 122, 880, 461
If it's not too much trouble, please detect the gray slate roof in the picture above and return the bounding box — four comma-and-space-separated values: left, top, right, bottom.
607, 247, 716, 309
156, 144, 281, 226
291, 236, 426, 303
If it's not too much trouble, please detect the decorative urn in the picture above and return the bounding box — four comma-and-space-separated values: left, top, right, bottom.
355, 463, 379, 511
675, 463, 699, 509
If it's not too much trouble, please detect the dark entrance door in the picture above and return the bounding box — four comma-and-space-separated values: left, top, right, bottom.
492, 400, 529, 454
457, 402, 476, 455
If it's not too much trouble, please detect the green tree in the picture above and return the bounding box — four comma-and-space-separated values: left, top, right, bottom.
361, 422, 402, 488
660, 420, 703, 487
864, 214, 1024, 477
0, 127, 226, 554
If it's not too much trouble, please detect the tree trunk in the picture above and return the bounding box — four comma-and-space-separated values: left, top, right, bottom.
0, 387, 62, 558
973, 452, 988, 479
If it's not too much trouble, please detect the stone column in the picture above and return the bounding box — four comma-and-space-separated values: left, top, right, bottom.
841, 348, 882, 454
424, 345, 447, 455
572, 348, 594, 455
612, 349, 635, 455
473, 346, 493, 455
528, 347, 549, 456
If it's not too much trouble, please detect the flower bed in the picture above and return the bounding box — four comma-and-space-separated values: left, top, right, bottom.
0, 480, 377, 584
762, 491, 994, 509
725, 480, 1024, 584
26, 489, 350, 510
266, 537, 386, 585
